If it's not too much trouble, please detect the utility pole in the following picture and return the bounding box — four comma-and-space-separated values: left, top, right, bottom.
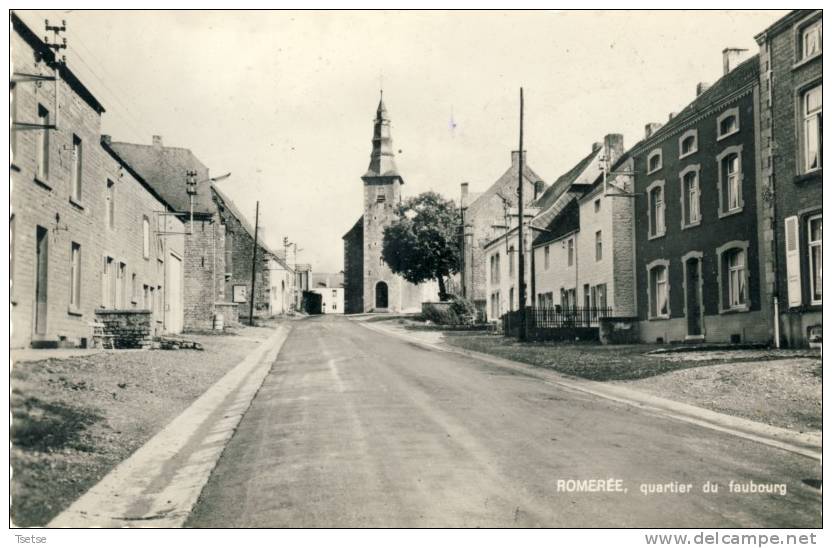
248, 201, 260, 326
517, 87, 526, 341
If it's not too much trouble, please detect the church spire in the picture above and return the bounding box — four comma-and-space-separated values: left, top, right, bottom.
365, 91, 400, 178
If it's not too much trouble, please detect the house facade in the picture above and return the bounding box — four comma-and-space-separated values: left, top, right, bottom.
460, 151, 546, 317
10, 14, 185, 348
482, 208, 537, 321
342, 96, 436, 313
531, 135, 631, 317
755, 10, 822, 347
633, 51, 769, 344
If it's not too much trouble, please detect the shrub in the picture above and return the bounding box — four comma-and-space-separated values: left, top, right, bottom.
422, 304, 458, 325
448, 296, 477, 325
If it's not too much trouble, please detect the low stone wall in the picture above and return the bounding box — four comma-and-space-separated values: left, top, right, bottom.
94, 309, 153, 349
599, 316, 640, 345
214, 302, 240, 327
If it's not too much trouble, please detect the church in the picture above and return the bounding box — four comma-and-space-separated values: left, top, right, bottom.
342, 96, 437, 314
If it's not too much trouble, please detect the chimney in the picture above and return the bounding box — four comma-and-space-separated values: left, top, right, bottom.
511, 150, 526, 166
591, 142, 603, 153
644, 122, 663, 139
722, 47, 749, 75
603, 134, 624, 165
696, 82, 711, 97
101, 134, 112, 146
152, 135, 163, 149
534, 181, 545, 199
668, 112, 678, 121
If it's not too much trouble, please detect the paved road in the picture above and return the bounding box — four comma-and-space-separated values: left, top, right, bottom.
187, 316, 821, 528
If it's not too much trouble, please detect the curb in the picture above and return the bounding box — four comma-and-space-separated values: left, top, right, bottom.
360, 322, 821, 461
48, 325, 292, 528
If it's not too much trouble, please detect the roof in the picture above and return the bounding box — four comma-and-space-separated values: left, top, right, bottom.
363, 95, 401, 179
531, 147, 599, 211
343, 216, 363, 240
11, 12, 106, 114
532, 198, 580, 247
635, 54, 760, 152
108, 141, 215, 214
465, 154, 546, 214
210, 184, 286, 267
100, 138, 176, 211
755, 10, 817, 42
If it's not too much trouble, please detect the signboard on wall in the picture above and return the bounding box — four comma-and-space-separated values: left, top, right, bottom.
233, 285, 248, 303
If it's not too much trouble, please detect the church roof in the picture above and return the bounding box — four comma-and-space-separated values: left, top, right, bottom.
363, 94, 402, 179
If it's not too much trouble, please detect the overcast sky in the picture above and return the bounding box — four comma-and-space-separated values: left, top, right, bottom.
17, 10, 786, 272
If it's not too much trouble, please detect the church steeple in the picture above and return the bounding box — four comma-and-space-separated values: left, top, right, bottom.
364, 91, 401, 179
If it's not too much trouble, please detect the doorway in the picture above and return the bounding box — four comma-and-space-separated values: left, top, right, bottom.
34, 225, 49, 336
375, 281, 388, 309
684, 255, 703, 338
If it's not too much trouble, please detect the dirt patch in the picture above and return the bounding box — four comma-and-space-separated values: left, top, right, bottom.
10, 324, 278, 527
617, 358, 822, 432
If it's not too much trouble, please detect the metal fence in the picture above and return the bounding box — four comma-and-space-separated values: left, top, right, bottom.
502, 306, 613, 333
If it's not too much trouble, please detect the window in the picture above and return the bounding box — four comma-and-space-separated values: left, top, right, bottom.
106, 180, 116, 229
143, 284, 150, 309
594, 199, 601, 213
647, 181, 666, 238
717, 108, 739, 140
680, 166, 701, 227
808, 215, 822, 304
679, 129, 697, 158
544, 245, 550, 270
595, 230, 603, 261
717, 241, 750, 312
648, 262, 669, 319
376, 193, 386, 203
116, 262, 126, 308
801, 20, 822, 60
595, 283, 607, 312
131, 273, 138, 305
102, 256, 115, 308
70, 243, 82, 311
567, 238, 574, 266
509, 287, 514, 309
71, 135, 82, 202
647, 149, 662, 174
143, 216, 151, 259
36, 104, 50, 181
717, 147, 744, 216
802, 84, 822, 172
508, 246, 515, 276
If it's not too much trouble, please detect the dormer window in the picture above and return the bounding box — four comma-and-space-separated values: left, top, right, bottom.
801, 20, 822, 61
717, 107, 740, 140
647, 149, 662, 174
678, 129, 698, 158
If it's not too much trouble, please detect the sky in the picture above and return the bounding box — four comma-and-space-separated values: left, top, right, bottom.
17, 10, 787, 272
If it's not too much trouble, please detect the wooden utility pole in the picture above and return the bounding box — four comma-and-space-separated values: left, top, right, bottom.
248, 201, 260, 326
517, 88, 527, 341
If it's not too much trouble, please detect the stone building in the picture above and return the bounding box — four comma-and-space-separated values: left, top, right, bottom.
755, 10, 822, 347
632, 50, 768, 344
530, 136, 633, 319
342, 95, 436, 313
211, 184, 293, 320
10, 13, 184, 348
106, 137, 230, 329
460, 151, 546, 318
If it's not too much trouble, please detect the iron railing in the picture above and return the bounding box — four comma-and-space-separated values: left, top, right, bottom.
502, 306, 613, 332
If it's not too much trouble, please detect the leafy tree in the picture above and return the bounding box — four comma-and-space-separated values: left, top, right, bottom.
381, 191, 460, 301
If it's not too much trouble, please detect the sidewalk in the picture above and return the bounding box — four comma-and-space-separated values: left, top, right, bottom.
11, 323, 287, 527
359, 320, 821, 461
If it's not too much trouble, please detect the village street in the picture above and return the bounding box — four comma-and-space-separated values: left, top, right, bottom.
185, 316, 821, 528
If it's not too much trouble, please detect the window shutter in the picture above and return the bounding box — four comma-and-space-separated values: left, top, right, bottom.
784, 216, 802, 307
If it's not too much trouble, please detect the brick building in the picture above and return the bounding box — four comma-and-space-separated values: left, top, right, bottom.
342, 95, 437, 313
10, 13, 184, 348
531, 136, 634, 319
460, 151, 546, 317
755, 10, 822, 347
632, 50, 769, 344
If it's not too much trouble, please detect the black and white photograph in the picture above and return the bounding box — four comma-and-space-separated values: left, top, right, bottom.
7, 6, 824, 539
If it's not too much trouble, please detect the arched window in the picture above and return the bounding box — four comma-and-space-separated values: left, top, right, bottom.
717, 241, 751, 312
647, 181, 666, 238
647, 149, 662, 174
678, 129, 698, 158
375, 281, 388, 309
647, 261, 670, 319
717, 107, 740, 140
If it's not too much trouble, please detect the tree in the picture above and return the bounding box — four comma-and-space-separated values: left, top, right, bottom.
381, 191, 460, 301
